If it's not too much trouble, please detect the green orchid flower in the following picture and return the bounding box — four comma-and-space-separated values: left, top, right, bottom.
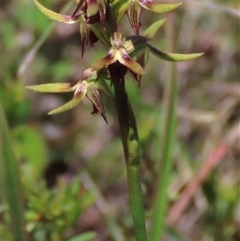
91, 32, 145, 82
26, 68, 113, 122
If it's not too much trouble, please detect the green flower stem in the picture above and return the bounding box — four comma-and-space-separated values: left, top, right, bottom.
1, 104, 27, 241
113, 80, 148, 241
150, 12, 177, 241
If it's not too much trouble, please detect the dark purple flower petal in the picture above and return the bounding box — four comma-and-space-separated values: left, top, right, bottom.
108, 61, 128, 83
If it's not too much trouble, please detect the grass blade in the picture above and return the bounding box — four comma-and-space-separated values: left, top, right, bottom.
1, 104, 27, 241
150, 12, 177, 241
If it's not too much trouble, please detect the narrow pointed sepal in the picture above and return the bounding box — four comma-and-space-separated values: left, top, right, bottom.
25, 83, 78, 93
130, 47, 149, 85
138, 1, 182, 13
127, 2, 142, 35
33, 0, 79, 23
147, 44, 204, 62
91, 49, 118, 70
86, 83, 108, 123
117, 49, 145, 75
110, 0, 131, 25
79, 15, 90, 56
48, 81, 88, 115
97, 0, 106, 24
143, 19, 167, 39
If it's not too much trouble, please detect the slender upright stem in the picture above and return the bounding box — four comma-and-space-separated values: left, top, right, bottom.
150, 12, 177, 241
113, 80, 148, 241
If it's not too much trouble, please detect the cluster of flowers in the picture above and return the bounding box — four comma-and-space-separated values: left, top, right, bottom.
27, 0, 202, 122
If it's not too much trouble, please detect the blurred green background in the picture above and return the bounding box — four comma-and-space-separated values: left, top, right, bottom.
1, 0, 239, 241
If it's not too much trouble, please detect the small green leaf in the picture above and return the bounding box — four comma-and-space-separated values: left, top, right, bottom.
34, 0, 79, 23
26, 83, 77, 93
143, 19, 166, 39
48, 81, 88, 115
117, 49, 145, 75
138, 1, 182, 13
147, 44, 204, 62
